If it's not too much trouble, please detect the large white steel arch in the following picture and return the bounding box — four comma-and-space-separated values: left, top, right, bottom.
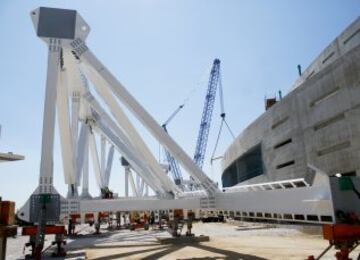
17, 7, 360, 226
27, 6, 185, 201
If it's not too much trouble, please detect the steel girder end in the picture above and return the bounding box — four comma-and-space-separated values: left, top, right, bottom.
30, 7, 90, 48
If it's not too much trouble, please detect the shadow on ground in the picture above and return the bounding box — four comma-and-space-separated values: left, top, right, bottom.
88, 242, 268, 260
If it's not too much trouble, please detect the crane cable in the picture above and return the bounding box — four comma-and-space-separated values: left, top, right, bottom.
159, 62, 235, 166
159, 63, 213, 163
210, 70, 235, 165
162, 63, 213, 126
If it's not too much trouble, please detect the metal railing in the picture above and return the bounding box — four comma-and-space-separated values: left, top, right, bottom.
223, 178, 310, 193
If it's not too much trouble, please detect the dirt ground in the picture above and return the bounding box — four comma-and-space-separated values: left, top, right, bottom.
80, 222, 359, 260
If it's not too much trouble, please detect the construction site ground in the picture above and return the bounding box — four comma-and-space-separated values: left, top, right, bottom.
7, 221, 360, 259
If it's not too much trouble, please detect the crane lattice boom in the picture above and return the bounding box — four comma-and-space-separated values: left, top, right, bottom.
162, 124, 183, 185
193, 59, 221, 169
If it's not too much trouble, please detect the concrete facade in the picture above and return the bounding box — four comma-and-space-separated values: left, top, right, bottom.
222, 17, 360, 186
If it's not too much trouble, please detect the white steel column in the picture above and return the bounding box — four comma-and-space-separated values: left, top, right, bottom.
89, 130, 104, 189
104, 145, 114, 187
80, 124, 91, 198
38, 39, 61, 194
140, 178, 145, 196
75, 122, 88, 184
58, 67, 78, 198
136, 173, 141, 194
128, 170, 138, 197
71, 91, 80, 183
125, 166, 129, 197
145, 183, 149, 196
100, 135, 106, 178
81, 140, 91, 198
58, 67, 76, 187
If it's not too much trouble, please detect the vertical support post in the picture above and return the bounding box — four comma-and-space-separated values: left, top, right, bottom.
136, 173, 141, 194
89, 131, 104, 189
58, 67, 77, 198
145, 183, 149, 196
125, 166, 129, 197
104, 145, 114, 187
72, 91, 80, 183
71, 93, 80, 153
140, 178, 145, 196
0, 237, 6, 260
128, 170, 138, 197
81, 127, 91, 198
101, 135, 106, 177
39, 39, 61, 194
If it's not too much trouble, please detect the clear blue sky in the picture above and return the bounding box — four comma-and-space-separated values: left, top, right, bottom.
0, 1, 359, 208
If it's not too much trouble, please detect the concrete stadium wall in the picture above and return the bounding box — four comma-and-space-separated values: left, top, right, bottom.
222, 18, 360, 185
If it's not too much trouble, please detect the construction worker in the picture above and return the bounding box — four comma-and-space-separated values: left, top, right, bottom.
67, 219, 73, 236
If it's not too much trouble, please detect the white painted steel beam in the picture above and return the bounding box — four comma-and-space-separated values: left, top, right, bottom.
100, 135, 106, 178
38, 40, 61, 194
80, 63, 179, 194
124, 166, 129, 197
216, 186, 334, 221
81, 126, 91, 198
145, 183, 149, 196
63, 50, 84, 189
104, 145, 114, 187
76, 172, 337, 224
92, 113, 165, 194
71, 91, 81, 185
75, 122, 88, 185
128, 170, 138, 197
89, 130, 104, 189
76, 46, 218, 194
25, 8, 360, 227
83, 91, 170, 194
140, 178, 145, 196
80, 197, 202, 212
57, 67, 76, 185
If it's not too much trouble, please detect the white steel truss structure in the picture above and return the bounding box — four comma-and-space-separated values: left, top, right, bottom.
17, 7, 360, 226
